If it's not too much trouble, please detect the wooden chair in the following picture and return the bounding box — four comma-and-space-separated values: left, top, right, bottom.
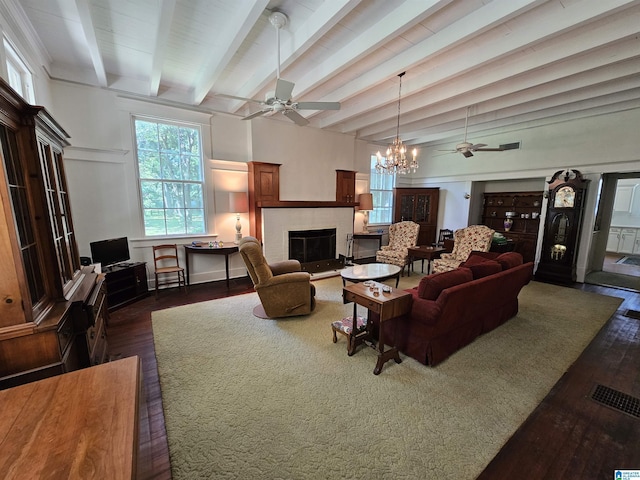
435, 228, 454, 246
153, 244, 187, 298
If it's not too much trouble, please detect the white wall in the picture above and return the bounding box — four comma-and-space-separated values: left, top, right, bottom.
36, 79, 640, 285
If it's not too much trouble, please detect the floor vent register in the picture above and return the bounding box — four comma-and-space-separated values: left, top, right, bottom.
590, 384, 640, 419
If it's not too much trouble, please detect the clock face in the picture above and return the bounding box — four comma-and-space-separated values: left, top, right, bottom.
553, 185, 575, 208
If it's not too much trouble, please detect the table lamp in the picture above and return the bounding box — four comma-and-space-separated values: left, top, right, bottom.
358, 193, 374, 233
229, 192, 249, 243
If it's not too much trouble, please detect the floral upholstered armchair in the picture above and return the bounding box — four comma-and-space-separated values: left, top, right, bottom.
375, 221, 420, 275
431, 225, 495, 273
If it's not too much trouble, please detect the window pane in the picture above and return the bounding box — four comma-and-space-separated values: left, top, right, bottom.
135, 118, 205, 236
369, 155, 394, 224
141, 180, 164, 208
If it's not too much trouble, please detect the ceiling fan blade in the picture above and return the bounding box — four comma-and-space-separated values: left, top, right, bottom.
475, 147, 505, 152
217, 93, 264, 105
462, 150, 474, 158
283, 109, 309, 126
242, 109, 271, 121
275, 78, 295, 101
469, 143, 487, 150
294, 101, 341, 111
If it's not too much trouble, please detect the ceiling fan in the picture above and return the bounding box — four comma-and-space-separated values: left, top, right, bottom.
221, 12, 340, 126
443, 107, 504, 157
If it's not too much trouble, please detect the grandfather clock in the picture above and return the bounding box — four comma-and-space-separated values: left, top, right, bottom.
535, 169, 589, 284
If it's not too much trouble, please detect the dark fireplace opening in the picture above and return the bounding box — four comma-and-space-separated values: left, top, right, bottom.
289, 228, 336, 264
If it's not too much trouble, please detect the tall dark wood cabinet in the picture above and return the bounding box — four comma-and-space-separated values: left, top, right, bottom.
248, 161, 281, 241
336, 169, 356, 202
393, 188, 440, 245
481, 191, 544, 263
0, 78, 106, 389
535, 169, 589, 284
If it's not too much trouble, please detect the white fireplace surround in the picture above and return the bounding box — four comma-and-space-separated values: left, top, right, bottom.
261, 207, 354, 264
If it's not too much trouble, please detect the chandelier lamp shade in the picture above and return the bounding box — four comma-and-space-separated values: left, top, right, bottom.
376, 71, 419, 175
229, 191, 249, 243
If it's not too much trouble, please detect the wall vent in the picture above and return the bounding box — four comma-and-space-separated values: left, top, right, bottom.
499, 142, 520, 150
590, 384, 640, 418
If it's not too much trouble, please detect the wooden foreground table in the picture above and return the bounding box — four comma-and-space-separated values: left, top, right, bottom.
0, 356, 147, 479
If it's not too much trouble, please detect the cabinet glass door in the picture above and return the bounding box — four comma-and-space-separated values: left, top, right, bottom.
400, 195, 414, 221
415, 195, 430, 222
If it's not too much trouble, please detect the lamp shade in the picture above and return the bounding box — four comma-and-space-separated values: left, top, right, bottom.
229, 192, 249, 213
358, 193, 373, 211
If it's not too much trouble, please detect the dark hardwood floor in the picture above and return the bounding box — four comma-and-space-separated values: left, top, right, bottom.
107, 274, 640, 479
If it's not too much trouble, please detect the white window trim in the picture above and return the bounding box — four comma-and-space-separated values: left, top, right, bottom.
132, 115, 208, 238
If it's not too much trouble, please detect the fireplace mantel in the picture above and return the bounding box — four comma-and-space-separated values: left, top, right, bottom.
248, 161, 358, 240
258, 200, 357, 208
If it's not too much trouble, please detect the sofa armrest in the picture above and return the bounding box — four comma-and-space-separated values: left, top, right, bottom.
269, 260, 302, 275
407, 296, 442, 326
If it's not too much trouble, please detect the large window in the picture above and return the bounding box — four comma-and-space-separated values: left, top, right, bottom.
369, 154, 395, 224
134, 118, 205, 236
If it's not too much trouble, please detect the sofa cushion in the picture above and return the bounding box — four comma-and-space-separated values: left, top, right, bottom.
417, 267, 473, 300
463, 260, 502, 279
460, 252, 497, 267
495, 252, 524, 270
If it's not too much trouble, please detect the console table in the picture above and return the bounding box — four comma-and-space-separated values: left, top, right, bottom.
184, 244, 239, 288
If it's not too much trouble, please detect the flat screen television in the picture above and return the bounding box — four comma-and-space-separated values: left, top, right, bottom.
89, 237, 130, 268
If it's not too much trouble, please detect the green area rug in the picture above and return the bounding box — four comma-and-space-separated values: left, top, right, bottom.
152, 276, 623, 479
585, 271, 640, 291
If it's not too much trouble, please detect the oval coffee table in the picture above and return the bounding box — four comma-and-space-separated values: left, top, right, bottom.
340, 263, 402, 287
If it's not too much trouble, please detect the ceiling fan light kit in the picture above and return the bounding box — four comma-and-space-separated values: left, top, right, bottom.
223, 11, 339, 126
376, 72, 419, 175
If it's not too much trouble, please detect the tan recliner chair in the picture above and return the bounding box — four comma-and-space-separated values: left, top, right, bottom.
431, 225, 495, 273
375, 221, 420, 275
238, 236, 316, 319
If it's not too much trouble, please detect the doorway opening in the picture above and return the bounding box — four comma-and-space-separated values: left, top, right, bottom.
586, 173, 640, 291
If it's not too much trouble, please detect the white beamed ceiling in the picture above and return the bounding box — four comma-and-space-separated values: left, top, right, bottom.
12, 0, 640, 150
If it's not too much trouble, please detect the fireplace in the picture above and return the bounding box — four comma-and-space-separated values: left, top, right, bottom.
261, 206, 353, 272
289, 228, 336, 263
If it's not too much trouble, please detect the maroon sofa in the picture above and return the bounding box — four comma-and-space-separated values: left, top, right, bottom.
376, 251, 534, 366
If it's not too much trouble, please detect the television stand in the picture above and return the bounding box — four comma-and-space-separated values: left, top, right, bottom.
104, 262, 149, 311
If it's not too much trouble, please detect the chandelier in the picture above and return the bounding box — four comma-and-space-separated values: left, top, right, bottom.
376, 71, 419, 175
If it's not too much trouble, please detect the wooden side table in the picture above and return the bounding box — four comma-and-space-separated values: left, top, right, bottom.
407, 246, 446, 274
342, 282, 412, 375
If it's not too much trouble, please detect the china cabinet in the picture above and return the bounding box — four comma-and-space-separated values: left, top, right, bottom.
0, 78, 105, 388
393, 188, 440, 246
481, 191, 543, 263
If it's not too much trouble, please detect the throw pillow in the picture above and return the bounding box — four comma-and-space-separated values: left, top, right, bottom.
460, 252, 497, 267
495, 252, 524, 270
463, 260, 502, 279
418, 267, 473, 300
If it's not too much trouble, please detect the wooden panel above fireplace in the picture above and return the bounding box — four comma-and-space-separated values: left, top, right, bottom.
248, 161, 357, 241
